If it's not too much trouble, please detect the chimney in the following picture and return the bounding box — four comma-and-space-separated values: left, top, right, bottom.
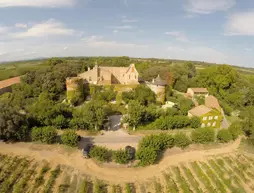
88, 67, 91, 71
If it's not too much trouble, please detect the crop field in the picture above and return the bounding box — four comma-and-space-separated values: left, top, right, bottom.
0, 153, 254, 193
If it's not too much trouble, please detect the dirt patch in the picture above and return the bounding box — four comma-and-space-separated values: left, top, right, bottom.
0, 138, 242, 183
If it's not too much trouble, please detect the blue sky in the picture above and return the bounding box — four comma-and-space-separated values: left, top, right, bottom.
0, 0, 254, 67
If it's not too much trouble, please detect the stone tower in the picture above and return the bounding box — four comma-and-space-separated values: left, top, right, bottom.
66, 77, 84, 102
147, 75, 167, 104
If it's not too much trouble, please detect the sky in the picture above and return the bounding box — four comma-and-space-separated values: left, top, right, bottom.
0, 0, 254, 67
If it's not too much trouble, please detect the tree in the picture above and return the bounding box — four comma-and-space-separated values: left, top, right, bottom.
136, 148, 157, 166
0, 102, 29, 140
31, 126, 57, 144
240, 106, 254, 137
217, 129, 233, 143
134, 85, 156, 106
127, 101, 145, 129
228, 122, 242, 140
89, 146, 111, 162
76, 101, 107, 130
61, 130, 79, 147
190, 117, 201, 128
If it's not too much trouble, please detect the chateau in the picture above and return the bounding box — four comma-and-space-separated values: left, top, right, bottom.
78, 64, 139, 85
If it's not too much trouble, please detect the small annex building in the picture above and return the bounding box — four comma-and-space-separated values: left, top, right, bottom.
78, 64, 139, 85
188, 105, 222, 128
187, 88, 209, 98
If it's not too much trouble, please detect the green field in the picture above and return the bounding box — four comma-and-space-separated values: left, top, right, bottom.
0, 152, 254, 193
1, 57, 253, 81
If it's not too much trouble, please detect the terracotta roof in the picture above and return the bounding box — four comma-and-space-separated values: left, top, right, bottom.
205, 95, 221, 110
0, 76, 21, 89
152, 75, 167, 86
190, 88, 208, 93
188, 105, 212, 117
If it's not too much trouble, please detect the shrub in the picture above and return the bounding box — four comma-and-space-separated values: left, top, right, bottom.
217, 129, 233, 143
136, 148, 157, 166
138, 134, 174, 152
228, 122, 242, 140
51, 115, 68, 129
174, 133, 191, 149
31, 126, 57, 144
61, 130, 79, 147
190, 117, 201, 128
191, 127, 215, 144
89, 146, 111, 162
112, 149, 129, 164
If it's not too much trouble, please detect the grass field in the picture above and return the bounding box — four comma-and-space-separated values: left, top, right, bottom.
0, 152, 254, 193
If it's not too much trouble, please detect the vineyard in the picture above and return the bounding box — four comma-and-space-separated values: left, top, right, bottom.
0, 153, 254, 193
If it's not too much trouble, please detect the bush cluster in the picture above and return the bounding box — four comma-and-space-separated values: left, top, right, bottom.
217, 129, 233, 143
61, 130, 79, 147
143, 116, 200, 130
174, 132, 191, 149
31, 126, 57, 144
112, 149, 130, 164
228, 122, 242, 140
191, 127, 215, 144
89, 146, 112, 162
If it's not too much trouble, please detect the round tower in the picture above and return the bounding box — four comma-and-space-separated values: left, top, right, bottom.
150, 75, 167, 104
66, 77, 84, 102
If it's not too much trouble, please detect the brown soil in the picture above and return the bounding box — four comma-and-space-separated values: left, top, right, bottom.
0, 138, 241, 184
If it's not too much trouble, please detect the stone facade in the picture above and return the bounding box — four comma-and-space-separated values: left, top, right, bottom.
78, 64, 139, 85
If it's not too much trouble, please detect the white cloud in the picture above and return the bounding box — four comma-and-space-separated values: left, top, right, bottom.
23, 51, 36, 56
11, 19, 75, 38
0, 26, 9, 34
225, 11, 254, 36
122, 19, 138, 23
165, 31, 189, 42
0, 0, 74, 8
244, 48, 252, 52
113, 30, 118, 33
15, 23, 28, 28
64, 46, 68, 50
82, 35, 147, 49
108, 25, 133, 29
185, 0, 235, 14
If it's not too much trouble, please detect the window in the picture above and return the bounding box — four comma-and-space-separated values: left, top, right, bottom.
89, 77, 91, 81
209, 116, 213, 120
203, 117, 207, 121
129, 75, 130, 79
201, 123, 205, 128
207, 122, 211, 127
212, 122, 216, 127
214, 116, 218, 120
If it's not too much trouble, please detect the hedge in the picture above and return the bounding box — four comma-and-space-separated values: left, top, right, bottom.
191, 127, 215, 144
136, 148, 157, 166
174, 132, 191, 149
112, 149, 130, 164
61, 130, 79, 147
89, 146, 111, 162
31, 126, 57, 144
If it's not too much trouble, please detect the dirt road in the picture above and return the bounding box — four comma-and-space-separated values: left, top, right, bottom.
0, 138, 241, 183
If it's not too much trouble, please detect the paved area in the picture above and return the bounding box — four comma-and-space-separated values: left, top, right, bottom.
78, 130, 141, 150
108, 115, 122, 131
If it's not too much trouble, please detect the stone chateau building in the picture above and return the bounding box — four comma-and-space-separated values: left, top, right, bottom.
78, 64, 139, 85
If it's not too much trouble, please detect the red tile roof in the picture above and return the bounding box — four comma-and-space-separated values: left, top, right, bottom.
0, 76, 21, 89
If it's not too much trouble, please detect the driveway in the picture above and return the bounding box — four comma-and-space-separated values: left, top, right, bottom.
78, 130, 141, 150
108, 115, 122, 131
